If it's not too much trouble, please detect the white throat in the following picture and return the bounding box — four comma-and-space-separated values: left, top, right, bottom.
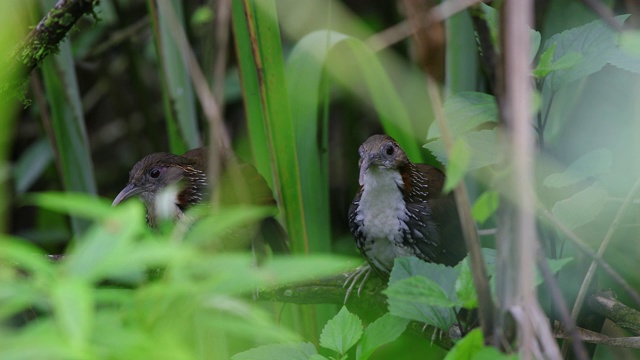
356, 167, 411, 271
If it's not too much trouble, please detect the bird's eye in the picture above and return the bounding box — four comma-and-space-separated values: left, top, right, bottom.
150, 168, 161, 179
385, 144, 394, 156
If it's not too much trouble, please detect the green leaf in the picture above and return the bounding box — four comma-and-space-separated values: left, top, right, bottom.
50, 279, 94, 350
543, 15, 629, 93
427, 92, 498, 140
551, 183, 607, 230
319, 306, 363, 355
13, 138, 53, 194
534, 43, 583, 78
537, 258, 573, 286
25, 192, 113, 220
444, 328, 483, 360
443, 139, 470, 193
426, 129, 502, 170
62, 202, 147, 282
543, 148, 612, 188
356, 313, 409, 360
455, 258, 477, 309
471, 190, 499, 225
232, 342, 318, 360
386, 258, 459, 330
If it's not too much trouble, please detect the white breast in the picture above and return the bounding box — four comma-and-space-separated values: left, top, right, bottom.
355, 167, 412, 272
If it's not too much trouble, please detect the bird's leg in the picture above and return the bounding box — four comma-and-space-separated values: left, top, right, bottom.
342, 263, 372, 304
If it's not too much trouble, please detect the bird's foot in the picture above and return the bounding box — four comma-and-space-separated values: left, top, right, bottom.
343, 264, 372, 304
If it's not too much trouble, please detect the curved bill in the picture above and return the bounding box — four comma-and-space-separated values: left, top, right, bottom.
112, 183, 142, 207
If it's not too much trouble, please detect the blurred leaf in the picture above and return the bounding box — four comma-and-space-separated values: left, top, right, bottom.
50, 279, 93, 350
184, 205, 276, 245
455, 258, 477, 309
544, 148, 612, 188
426, 129, 502, 170
551, 183, 607, 230
13, 138, 53, 194
443, 139, 470, 193
319, 306, 363, 354
190, 6, 214, 27
542, 15, 629, 93
61, 202, 147, 283
537, 258, 573, 286
232, 342, 318, 360
534, 43, 582, 78
443, 328, 483, 360
471, 190, 499, 225
0, 235, 51, 276
356, 313, 408, 360
427, 92, 498, 140
25, 192, 113, 220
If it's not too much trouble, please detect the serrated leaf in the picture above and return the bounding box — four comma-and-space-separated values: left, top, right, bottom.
544, 148, 612, 188
551, 183, 607, 230
385, 276, 457, 331
426, 129, 501, 169
543, 15, 629, 93
319, 306, 363, 354
534, 44, 582, 78
356, 314, 409, 360
471, 190, 499, 225
443, 139, 470, 193
386, 258, 460, 331
231, 342, 318, 360
455, 259, 477, 309
427, 92, 498, 140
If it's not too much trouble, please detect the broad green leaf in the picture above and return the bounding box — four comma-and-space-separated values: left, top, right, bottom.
544, 148, 612, 188
50, 279, 94, 350
356, 313, 409, 360
551, 183, 607, 230
319, 306, 363, 354
232, 342, 318, 360
543, 15, 629, 93
426, 129, 502, 169
455, 259, 477, 309
427, 92, 498, 140
471, 190, 499, 225
386, 258, 459, 330
385, 276, 457, 330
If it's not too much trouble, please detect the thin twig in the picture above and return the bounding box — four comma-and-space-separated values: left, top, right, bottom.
538, 206, 640, 308
366, 0, 486, 52
564, 175, 640, 355
580, 0, 624, 31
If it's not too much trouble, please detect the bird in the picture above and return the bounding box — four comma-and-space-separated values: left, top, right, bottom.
346, 134, 466, 296
112, 146, 289, 253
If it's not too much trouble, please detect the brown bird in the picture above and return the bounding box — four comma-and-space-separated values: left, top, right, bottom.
347, 135, 466, 290
113, 147, 289, 253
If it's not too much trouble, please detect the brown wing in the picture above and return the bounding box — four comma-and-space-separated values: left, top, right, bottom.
414, 164, 466, 266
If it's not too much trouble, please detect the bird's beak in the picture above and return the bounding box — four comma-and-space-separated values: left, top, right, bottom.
112, 183, 142, 207
358, 156, 371, 186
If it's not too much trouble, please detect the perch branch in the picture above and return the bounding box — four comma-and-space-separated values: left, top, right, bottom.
4, 0, 100, 92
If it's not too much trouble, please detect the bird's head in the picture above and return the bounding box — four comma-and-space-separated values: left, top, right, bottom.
357, 134, 409, 186
112, 152, 197, 208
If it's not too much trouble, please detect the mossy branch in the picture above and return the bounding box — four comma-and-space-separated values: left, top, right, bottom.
3, 0, 100, 95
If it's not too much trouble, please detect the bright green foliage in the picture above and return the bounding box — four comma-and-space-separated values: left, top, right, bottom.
319, 306, 363, 355
471, 191, 499, 225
